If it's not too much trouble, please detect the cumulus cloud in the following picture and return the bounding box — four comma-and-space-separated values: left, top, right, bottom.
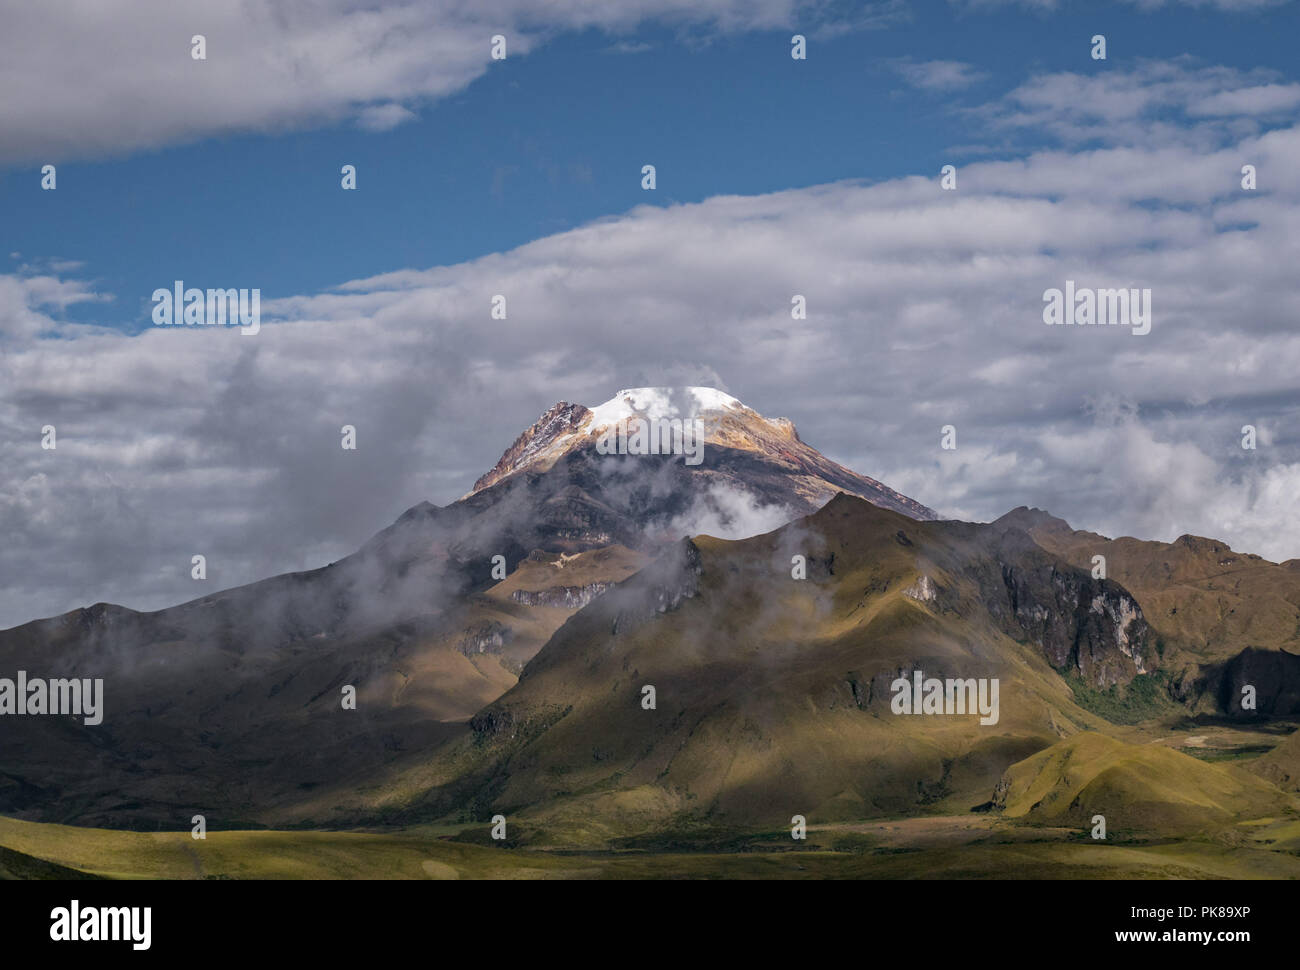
948, 0, 1060, 10
2, 60, 1299, 627
984, 59, 1300, 149
0, 274, 111, 340
0, 0, 880, 164
356, 103, 419, 132
605, 41, 656, 54
891, 59, 989, 92
1128, 0, 1288, 9
952, 0, 1288, 9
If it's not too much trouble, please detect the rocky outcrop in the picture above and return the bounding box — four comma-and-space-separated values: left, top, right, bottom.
1216, 646, 1300, 717
472, 401, 592, 494
610, 539, 702, 637
903, 575, 937, 602
997, 562, 1150, 688
457, 622, 511, 657
843, 666, 920, 712
511, 583, 614, 609
468, 703, 572, 744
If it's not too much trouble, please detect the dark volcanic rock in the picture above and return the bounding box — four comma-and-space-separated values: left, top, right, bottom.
1217, 646, 1300, 717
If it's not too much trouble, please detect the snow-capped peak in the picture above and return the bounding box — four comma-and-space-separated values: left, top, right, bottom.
468, 388, 938, 521
587, 387, 744, 429
470, 386, 819, 498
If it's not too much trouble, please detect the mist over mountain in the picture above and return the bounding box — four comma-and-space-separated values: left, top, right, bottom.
2, 388, 1299, 881
0, 388, 940, 826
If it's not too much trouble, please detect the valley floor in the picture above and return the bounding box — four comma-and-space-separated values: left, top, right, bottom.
5, 811, 1300, 880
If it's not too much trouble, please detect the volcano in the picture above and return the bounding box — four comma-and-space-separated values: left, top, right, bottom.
0, 387, 938, 827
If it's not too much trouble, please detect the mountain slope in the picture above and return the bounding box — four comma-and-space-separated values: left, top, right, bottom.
995, 732, 1292, 835
0, 389, 935, 828
358, 494, 1155, 844
996, 507, 1300, 716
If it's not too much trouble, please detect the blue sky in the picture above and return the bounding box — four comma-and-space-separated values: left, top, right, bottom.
5, 0, 1299, 333
2, 0, 1299, 626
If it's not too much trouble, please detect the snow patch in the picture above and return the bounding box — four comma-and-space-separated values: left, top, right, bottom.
903, 575, 937, 602
587, 387, 744, 430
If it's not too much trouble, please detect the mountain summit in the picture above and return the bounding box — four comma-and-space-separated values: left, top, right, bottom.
471, 386, 939, 522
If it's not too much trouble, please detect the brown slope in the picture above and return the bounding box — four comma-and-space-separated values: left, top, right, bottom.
0, 391, 934, 829
996, 732, 1293, 836
358, 494, 1154, 843
996, 507, 1300, 716
0, 545, 646, 829
470, 389, 940, 521
1250, 728, 1300, 791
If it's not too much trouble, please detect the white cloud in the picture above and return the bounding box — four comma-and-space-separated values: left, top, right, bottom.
356, 103, 419, 131
604, 40, 656, 54
0, 0, 867, 164
953, 0, 1289, 8
1128, 0, 1288, 9
986, 60, 1300, 149
892, 59, 989, 92
948, 0, 1060, 11
1191, 83, 1300, 116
